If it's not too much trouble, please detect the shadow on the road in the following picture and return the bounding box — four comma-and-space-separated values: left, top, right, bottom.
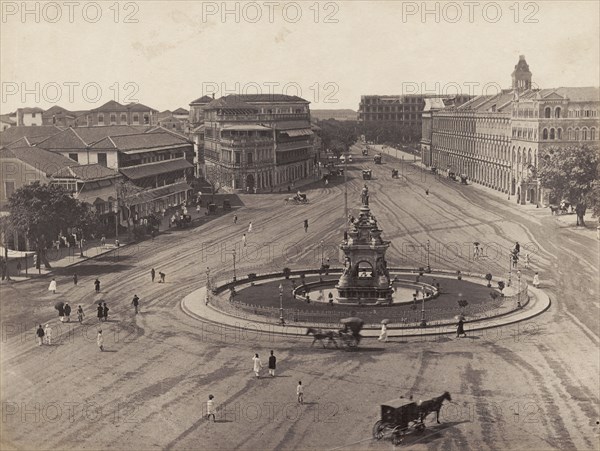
101, 350, 118, 352
302, 402, 318, 406
402, 420, 468, 446
53, 263, 135, 277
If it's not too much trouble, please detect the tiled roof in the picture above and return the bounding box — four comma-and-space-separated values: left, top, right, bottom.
5, 137, 32, 148
227, 94, 309, 103
127, 181, 191, 205
190, 95, 213, 105
36, 125, 142, 149
548, 87, 600, 102
2, 146, 77, 176
119, 158, 193, 180
0, 125, 64, 147
52, 163, 120, 181
91, 132, 191, 151
205, 97, 258, 112
127, 102, 158, 112
173, 108, 189, 114
0, 114, 16, 124
91, 100, 129, 112
19, 107, 45, 113
43, 105, 70, 115
144, 126, 190, 141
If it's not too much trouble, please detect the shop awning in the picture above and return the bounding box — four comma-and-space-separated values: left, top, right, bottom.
282, 129, 313, 137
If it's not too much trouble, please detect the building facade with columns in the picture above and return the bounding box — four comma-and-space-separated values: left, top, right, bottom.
424, 55, 600, 205
202, 94, 315, 192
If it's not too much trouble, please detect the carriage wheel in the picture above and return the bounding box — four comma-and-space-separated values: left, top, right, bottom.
391, 431, 405, 446
415, 422, 426, 434
372, 420, 385, 440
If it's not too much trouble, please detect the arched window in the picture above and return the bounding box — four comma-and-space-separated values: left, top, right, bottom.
555, 107, 561, 118
544, 107, 551, 118
120, 113, 127, 124
550, 128, 555, 140
557, 128, 562, 140
110, 114, 117, 125
582, 128, 588, 140
568, 128, 574, 140
591, 128, 596, 141
575, 128, 580, 140
542, 128, 548, 140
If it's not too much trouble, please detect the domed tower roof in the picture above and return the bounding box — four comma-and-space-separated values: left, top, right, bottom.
511, 55, 532, 91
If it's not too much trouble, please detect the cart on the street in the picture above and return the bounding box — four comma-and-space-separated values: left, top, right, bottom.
391, 169, 399, 178
374, 154, 382, 164
362, 169, 372, 180
338, 317, 363, 350
206, 203, 217, 215
372, 399, 425, 445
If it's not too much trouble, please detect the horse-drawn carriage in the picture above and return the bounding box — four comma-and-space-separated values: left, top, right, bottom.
448, 171, 459, 181
206, 203, 217, 215
460, 174, 468, 184
430, 166, 437, 174
286, 193, 308, 205
374, 154, 382, 164
391, 169, 399, 178
372, 392, 452, 445
362, 148, 368, 156
174, 214, 192, 228
549, 200, 572, 215
362, 169, 372, 180
306, 317, 364, 350
329, 168, 344, 177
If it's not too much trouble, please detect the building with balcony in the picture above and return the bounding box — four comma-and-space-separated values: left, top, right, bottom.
85, 101, 158, 127
425, 55, 599, 205
202, 94, 315, 192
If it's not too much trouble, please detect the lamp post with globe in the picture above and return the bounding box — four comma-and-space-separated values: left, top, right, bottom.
278, 283, 285, 325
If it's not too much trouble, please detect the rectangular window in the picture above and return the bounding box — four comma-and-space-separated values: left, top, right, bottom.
235, 152, 241, 163
247, 153, 253, 164
68, 153, 79, 162
133, 113, 139, 124
143, 114, 149, 124
120, 113, 127, 124
97, 153, 108, 167
4, 181, 15, 199
110, 114, 117, 125
98, 114, 104, 125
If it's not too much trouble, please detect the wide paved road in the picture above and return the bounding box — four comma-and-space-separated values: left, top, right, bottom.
1, 149, 598, 450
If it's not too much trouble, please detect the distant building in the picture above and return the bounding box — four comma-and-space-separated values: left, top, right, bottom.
0, 125, 64, 148
358, 94, 472, 142
0, 114, 16, 132
16, 107, 44, 126
202, 94, 315, 192
188, 95, 213, 126
426, 55, 600, 205
85, 101, 158, 127
41, 106, 90, 127
311, 109, 357, 121
172, 108, 189, 121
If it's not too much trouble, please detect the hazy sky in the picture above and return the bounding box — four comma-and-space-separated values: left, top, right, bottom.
1, 1, 599, 112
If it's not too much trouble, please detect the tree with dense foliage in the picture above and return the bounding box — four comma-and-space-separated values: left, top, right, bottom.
116, 180, 145, 240
315, 120, 358, 156
8, 182, 88, 268
538, 145, 599, 226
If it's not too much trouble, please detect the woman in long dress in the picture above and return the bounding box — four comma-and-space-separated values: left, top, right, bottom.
48, 278, 57, 294
252, 353, 262, 378
378, 324, 388, 342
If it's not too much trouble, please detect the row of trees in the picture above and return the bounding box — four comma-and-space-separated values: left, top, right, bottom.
2, 180, 152, 271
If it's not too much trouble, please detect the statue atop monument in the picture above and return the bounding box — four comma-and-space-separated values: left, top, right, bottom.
361, 184, 369, 206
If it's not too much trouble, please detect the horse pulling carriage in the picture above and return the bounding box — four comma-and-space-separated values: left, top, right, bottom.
306, 317, 364, 350
372, 392, 452, 445
391, 169, 399, 178
362, 169, 372, 180
374, 154, 382, 164
286, 193, 308, 205
174, 214, 192, 228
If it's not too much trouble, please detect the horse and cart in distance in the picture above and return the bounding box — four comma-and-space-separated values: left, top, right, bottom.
306, 317, 364, 350
373, 392, 452, 445
285, 192, 308, 205
374, 154, 382, 164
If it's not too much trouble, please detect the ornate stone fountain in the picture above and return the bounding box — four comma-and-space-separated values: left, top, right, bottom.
336, 185, 394, 304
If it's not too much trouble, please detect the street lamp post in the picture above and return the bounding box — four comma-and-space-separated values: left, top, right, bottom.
232, 249, 237, 282
320, 240, 324, 266
420, 288, 427, 327
278, 283, 284, 325
426, 240, 431, 272
508, 253, 512, 287
517, 270, 522, 308
206, 267, 211, 304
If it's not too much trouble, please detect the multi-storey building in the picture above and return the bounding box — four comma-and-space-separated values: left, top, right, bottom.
358, 94, 472, 142
85, 101, 158, 127
16, 107, 44, 126
425, 56, 599, 205
189, 95, 213, 126
202, 94, 315, 192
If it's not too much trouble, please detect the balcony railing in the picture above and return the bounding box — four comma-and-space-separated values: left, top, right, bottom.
276, 141, 312, 152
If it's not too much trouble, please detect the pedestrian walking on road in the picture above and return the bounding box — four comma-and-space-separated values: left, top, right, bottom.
103, 302, 109, 322
72, 273, 78, 286
94, 278, 101, 293
206, 395, 216, 422
132, 295, 139, 314
514, 241, 520, 255
242, 233, 247, 247
425, 188, 429, 196
36, 324, 44, 346
524, 253, 530, 269
44, 324, 52, 345
252, 353, 262, 378
97, 330, 104, 351
48, 278, 57, 294
77, 305, 84, 323
297, 381, 304, 404
378, 323, 388, 342
97, 304, 103, 322
101, 235, 106, 247
303, 219, 308, 233
233, 214, 238, 224
159, 271, 166, 283
64, 303, 71, 322
151, 268, 156, 282
532, 272, 540, 288
248, 222, 253, 233
268, 350, 277, 377
456, 318, 466, 338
